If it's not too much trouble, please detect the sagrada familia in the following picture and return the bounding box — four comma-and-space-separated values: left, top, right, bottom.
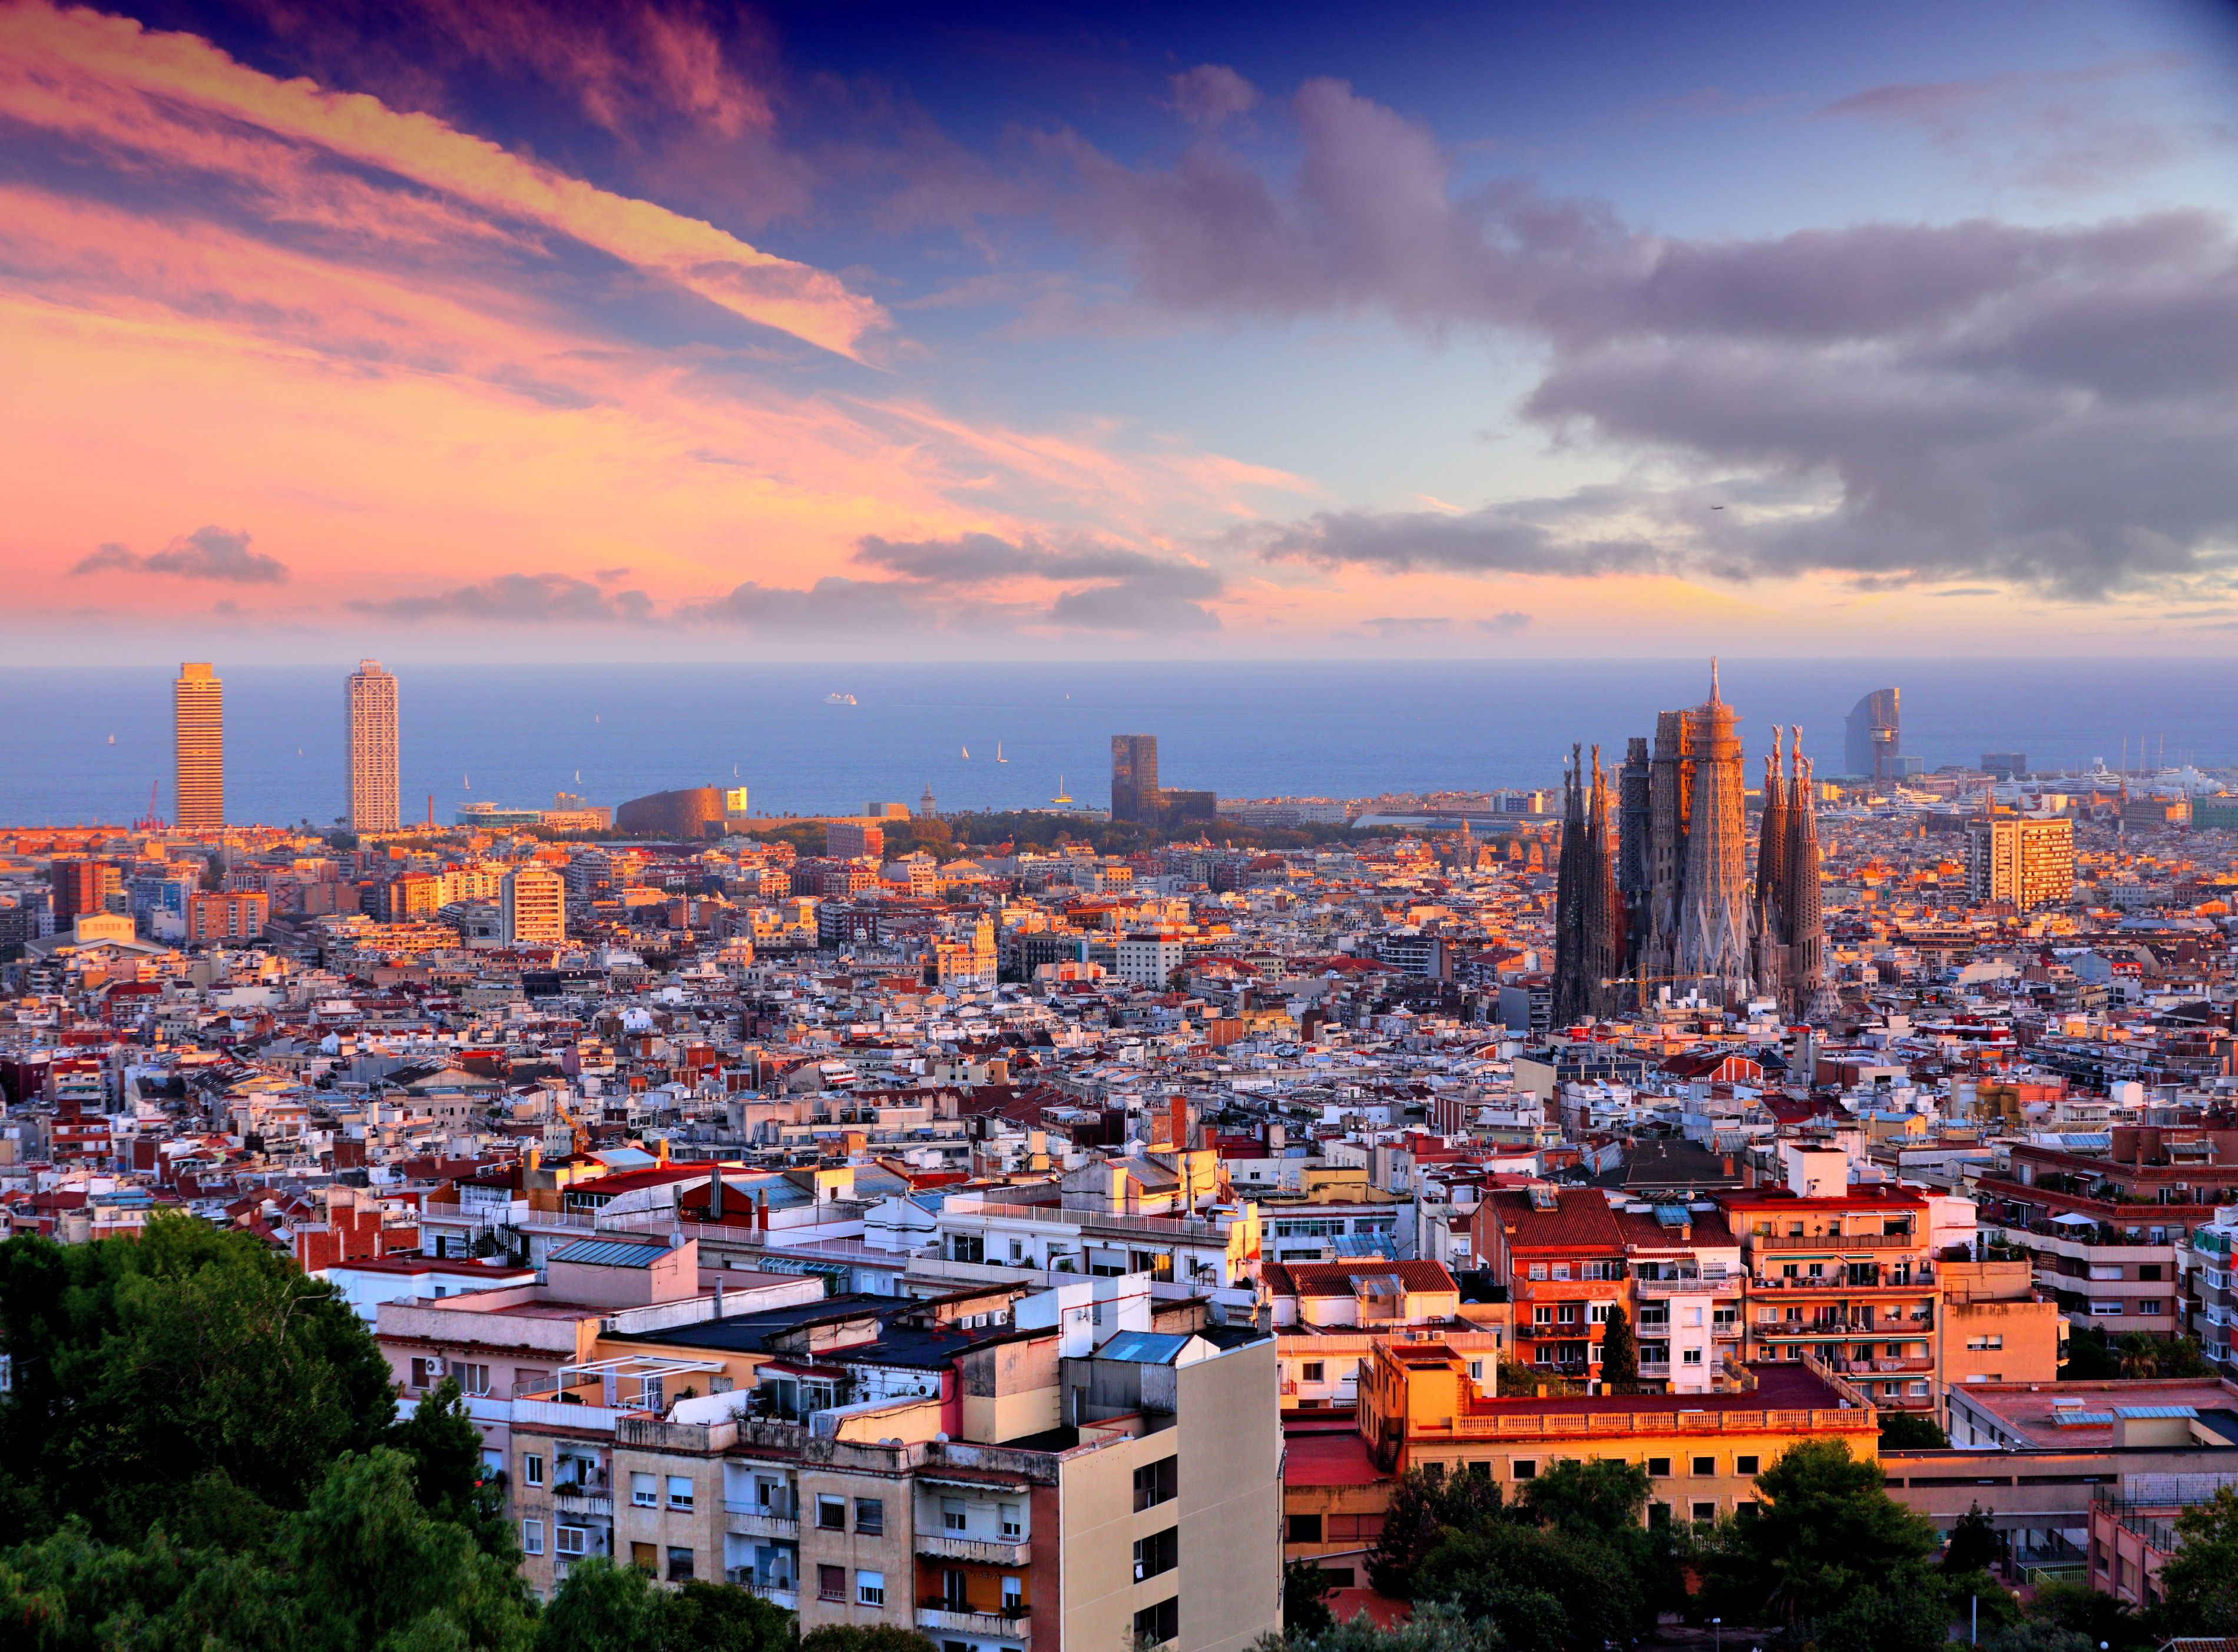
1553, 663, 1832, 1024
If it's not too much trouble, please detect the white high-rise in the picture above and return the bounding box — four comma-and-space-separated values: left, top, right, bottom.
346, 660, 400, 833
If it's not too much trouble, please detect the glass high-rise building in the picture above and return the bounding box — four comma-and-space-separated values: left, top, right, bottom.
1110, 734, 1160, 824
1843, 687, 1900, 782
174, 662, 223, 831
346, 659, 400, 833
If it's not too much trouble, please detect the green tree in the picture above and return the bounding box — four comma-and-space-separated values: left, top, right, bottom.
796, 1627, 939, 1652
289, 1447, 530, 1652
1982, 1623, 2095, 1652
1362, 1466, 1504, 1597
1806, 1564, 1954, 1652
1415, 1520, 1638, 1651
535, 1557, 655, 1652
1941, 1503, 2001, 1574
1597, 1307, 1640, 1395
2024, 1580, 2149, 1652
390, 1379, 515, 1562
1880, 1412, 1950, 1449
1253, 1600, 1499, 1652
2059, 1324, 2118, 1380
2157, 1485, 2238, 1637
1713, 1439, 1938, 1633
0, 1217, 396, 1545
1284, 1558, 1338, 1637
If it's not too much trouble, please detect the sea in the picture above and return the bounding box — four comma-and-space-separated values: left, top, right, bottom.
3, 659, 2233, 830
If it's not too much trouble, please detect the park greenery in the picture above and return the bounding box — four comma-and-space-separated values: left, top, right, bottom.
0, 1215, 806, 1651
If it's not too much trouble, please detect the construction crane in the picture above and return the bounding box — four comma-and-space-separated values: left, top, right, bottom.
134, 779, 165, 833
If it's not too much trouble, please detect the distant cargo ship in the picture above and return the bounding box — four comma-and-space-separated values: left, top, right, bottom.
825, 692, 857, 706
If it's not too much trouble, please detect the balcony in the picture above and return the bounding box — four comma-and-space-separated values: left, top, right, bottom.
916, 1532, 1031, 1565
1633, 1275, 1742, 1298
918, 1603, 1030, 1641
1747, 1272, 1935, 1293
725, 1505, 800, 1540
1753, 1231, 1919, 1251
551, 1485, 613, 1519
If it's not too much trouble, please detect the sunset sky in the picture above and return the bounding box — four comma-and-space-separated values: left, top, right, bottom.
5, 0, 2237, 660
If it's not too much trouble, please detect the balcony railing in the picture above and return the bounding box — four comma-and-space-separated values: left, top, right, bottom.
917, 1603, 1030, 1641
1633, 1275, 1742, 1297
1747, 1272, 1935, 1292
915, 1532, 1031, 1565
551, 1485, 613, 1518
1752, 1231, 1918, 1251
725, 1507, 800, 1540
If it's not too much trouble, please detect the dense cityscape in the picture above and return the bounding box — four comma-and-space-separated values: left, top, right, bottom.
8, 656, 2238, 1648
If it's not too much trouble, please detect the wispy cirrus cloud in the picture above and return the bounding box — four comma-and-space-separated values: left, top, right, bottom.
73, 526, 288, 584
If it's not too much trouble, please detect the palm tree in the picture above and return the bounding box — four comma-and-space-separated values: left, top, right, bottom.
2118, 1332, 2162, 1379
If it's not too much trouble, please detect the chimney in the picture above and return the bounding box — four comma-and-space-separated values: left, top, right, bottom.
1721, 1154, 1735, 1178
709, 1168, 725, 1221
655, 1137, 669, 1166
1170, 1094, 1189, 1152
526, 1146, 541, 1174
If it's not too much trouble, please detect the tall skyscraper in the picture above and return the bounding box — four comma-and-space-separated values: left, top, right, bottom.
1966, 816, 2075, 912
174, 663, 223, 832
1111, 734, 1160, 825
1674, 663, 1752, 1002
1843, 687, 1900, 782
346, 659, 400, 834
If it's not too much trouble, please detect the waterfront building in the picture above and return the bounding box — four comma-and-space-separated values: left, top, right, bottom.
346, 659, 400, 835
1110, 736, 1160, 825
174, 662, 223, 830
1844, 687, 1901, 782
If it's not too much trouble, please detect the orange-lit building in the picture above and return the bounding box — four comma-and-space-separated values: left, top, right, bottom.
1350, 1338, 1876, 1530
1719, 1183, 1941, 1415
186, 889, 269, 943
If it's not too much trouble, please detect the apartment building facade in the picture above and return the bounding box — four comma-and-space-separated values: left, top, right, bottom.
1720, 1184, 1942, 1414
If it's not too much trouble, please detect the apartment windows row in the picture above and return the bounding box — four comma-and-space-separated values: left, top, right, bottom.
1523, 1262, 1624, 1281
1132, 1455, 1177, 1511
1424, 1453, 1762, 1482
815, 1495, 886, 1535
817, 1566, 887, 1607
519, 1520, 593, 1558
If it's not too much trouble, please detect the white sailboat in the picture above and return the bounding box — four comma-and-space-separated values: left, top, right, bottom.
1051, 775, 1073, 805
995, 742, 1008, 763
960, 744, 970, 759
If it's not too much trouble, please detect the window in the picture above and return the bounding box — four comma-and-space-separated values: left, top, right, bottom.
1693, 1456, 1715, 1476
557, 1526, 587, 1557
1587, 1303, 1611, 1325
1681, 1349, 1703, 1366
818, 1495, 848, 1531
1528, 1264, 1547, 1280
1649, 1502, 1671, 1529
522, 1519, 545, 1555
1551, 1263, 1571, 1280
1735, 1501, 1759, 1521
1001, 1577, 1024, 1612
2140, 1300, 2169, 1316
1133, 1597, 1179, 1647
1286, 1514, 1323, 1544
1135, 1527, 1180, 1580
1966, 1334, 2004, 1352
1000, 1502, 1022, 1540
856, 1570, 885, 1607
452, 1362, 491, 1397
667, 1476, 694, 1511
523, 1452, 545, 1488
819, 1565, 846, 1602
2091, 1300, 2125, 1315
409, 1356, 439, 1390
631, 1472, 656, 1508
1735, 1456, 1760, 1476
1300, 1362, 1325, 1382
667, 1548, 694, 1584
1533, 1306, 1554, 1326
1647, 1458, 1671, 1478
855, 1498, 884, 1537
2140, 1264, 2163, 1282
1133, 1456, 1177, 1511
631, 1543, 657, 1573
941, 1498, 967, 1532
1692, 1502, 1717, 1524
1511, 1459, 1536, 1481
1468, 1360, 1484, 1382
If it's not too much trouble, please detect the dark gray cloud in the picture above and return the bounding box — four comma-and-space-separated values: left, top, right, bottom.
850, 531, 1223, 631
74, 526, 287, 584
1242, 502, 1660, 578
349, 572, 653, 622
1061, 69, 2238, 600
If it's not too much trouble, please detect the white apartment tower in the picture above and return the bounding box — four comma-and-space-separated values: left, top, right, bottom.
500, 863, 566, 946
345, 660, 400, 833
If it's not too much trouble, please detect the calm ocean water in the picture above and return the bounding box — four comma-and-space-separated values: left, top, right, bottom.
3, 660, 2233, 829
